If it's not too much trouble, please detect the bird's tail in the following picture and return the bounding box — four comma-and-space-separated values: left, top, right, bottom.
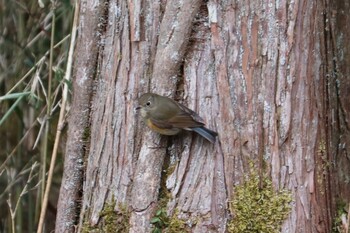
192, 127, 218, 143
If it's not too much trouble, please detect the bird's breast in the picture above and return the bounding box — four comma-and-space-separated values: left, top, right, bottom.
146, 119, 181, 135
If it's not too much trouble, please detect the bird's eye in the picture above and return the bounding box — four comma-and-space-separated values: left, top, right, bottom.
146, 101, 151, 106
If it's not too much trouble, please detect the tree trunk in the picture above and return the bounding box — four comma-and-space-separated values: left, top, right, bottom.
56, 0, 350, 232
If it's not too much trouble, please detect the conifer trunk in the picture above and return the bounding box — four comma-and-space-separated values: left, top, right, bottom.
56, 0, 350, 232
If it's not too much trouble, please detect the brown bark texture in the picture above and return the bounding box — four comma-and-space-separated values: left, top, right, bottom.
56, 0, 350, 232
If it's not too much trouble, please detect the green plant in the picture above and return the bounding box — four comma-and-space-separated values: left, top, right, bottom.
151, 208, 190, 233
151, 208, 169, 233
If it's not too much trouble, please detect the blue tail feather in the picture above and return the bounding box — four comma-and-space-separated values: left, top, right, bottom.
192, 127, 218, 143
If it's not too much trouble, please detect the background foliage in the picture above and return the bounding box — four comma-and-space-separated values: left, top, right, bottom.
0, 0, 73, 232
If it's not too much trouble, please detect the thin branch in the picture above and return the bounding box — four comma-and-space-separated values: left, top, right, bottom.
36, 1, 78, 232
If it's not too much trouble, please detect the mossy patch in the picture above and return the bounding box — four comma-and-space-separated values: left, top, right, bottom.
82, 198, 130, 233
151, 208, 189, 233
82, 126, 91, 142
332, 200, 349, 233
227, 168, 292, 233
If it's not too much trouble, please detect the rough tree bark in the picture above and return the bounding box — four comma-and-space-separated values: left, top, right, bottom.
55, 1, 101, 232
56, 0, 350, 232
329, 0, 350, 206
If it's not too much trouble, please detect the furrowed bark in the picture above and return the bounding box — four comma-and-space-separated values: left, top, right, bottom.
55, 0, 103, 232
55, 0, 350, 232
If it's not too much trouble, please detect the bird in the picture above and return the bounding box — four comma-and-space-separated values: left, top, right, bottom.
136, 93, 218, 143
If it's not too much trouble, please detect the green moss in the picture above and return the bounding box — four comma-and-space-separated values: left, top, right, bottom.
157, 171, 172, 210
227, 168, 292, 233
82, 223, 100, 233
82, 198, 130, 233
166, 163, 177, 178
102, 199, 130, 233
166, 209, 189, 233
82, 126, 91, 142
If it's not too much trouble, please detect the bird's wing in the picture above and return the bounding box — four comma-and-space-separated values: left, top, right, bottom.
167, 112, 204, 128
150, 118, 174, 129
175, 102, 205, 124
151, 114, 203, 129
150, 102, 205, 129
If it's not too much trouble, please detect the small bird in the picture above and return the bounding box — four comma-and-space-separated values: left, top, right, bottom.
136, 93, 218, 143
